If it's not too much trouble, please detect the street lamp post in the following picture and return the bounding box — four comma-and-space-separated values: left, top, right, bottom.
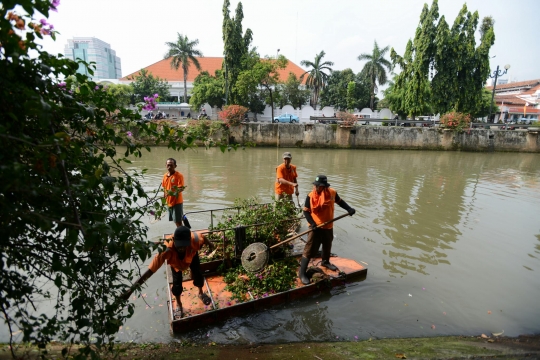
276, 48, 280, 59
488, 64, 510, 122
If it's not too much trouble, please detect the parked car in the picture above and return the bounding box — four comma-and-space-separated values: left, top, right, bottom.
273, 113, 299, 123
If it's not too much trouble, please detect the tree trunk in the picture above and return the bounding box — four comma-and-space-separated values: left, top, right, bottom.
183, 67, 188, 104
269, 87, 274, 122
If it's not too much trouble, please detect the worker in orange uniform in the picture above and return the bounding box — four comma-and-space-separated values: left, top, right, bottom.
122, 226, 214, 318
299, 175, 355, 285
162, 158, 185, 227
275, 152, 299, 202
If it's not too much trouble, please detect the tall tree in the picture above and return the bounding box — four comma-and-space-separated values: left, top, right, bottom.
189, 70, 226, 110
278, 73, 311, 109
222, 0, 253, 105
432, 6, 494, 116
128, 68, 170, 104
164, 33, 203, 104
235, 55, 288, 121
391, 0, 495, 119
300, 51, 334, 107
358, 40, 392, 110
319, 69, 370, 111
0, 1, 218, 356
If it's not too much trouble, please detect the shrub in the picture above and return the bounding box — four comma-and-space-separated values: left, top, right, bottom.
439, 111, 472, 131
219, 104, 248, 127
337, 111, 357, 127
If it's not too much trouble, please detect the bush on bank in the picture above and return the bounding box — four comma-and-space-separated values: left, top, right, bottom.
0, 1, 239, 358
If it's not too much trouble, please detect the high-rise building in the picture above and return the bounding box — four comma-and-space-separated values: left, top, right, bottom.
64, 37, 122, 80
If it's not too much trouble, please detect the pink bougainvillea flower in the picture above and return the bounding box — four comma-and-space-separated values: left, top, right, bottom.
57, 82, 66, 87
50, 0, 60, 11
126, 131, 132, 137
95, 86, 99, 90
40, 19, 48, 26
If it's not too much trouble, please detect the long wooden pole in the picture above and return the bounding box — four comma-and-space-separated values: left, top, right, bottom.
268, 213, 349, 250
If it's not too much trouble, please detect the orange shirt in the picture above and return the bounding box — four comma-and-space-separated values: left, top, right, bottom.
148, 231, 204, 273
162, 171, 184, 207
275, 163, 298, 195
304, 187, 337, 229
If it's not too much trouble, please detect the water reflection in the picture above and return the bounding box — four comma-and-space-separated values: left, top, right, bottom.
110, 149, 540, 342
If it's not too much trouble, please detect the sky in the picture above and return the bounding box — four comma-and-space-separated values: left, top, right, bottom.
36, 0, 539, 84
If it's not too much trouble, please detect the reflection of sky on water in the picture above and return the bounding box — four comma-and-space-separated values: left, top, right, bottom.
3, 148, 539, 344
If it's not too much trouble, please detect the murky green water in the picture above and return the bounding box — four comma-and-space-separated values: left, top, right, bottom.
114, 147, 540, 343
4, 147, 539, 343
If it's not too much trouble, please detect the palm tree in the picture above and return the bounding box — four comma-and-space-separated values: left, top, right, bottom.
164, 33, 203, 103
300, 51, 334, 108
358, 40, 392, 110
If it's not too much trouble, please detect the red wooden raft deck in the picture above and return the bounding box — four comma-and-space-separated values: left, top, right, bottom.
165, 256, 368, 333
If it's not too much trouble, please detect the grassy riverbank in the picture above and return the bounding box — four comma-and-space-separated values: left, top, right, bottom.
2, 335, 539, 359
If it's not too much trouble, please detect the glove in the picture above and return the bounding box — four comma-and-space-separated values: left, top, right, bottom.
339, 199, 355, 216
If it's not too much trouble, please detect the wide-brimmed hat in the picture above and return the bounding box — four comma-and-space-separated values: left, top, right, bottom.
313, 175, 330, 187
173, 226, 191, 248
282, 152, 292, 159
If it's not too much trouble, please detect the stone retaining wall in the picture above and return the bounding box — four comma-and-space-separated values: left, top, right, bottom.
225, 124, 540, 152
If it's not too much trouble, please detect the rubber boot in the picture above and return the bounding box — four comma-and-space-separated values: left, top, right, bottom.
321, 244, 338, 271
299, 257, 310, 285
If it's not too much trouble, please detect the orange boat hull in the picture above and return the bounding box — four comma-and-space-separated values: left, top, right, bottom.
166, 256, 368, 333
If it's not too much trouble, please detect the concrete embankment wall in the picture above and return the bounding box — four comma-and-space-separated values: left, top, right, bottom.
225, 123, 540, 152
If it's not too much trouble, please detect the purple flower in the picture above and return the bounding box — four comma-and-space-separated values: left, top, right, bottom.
95, 86, 99, 90
153, 93, 159, 98
40, 19, 48, 26
50, 0, 60, 11
126, 131, 132, 137
57, 82, 66, 88
354, 336, 358, 340
149, 210, 155, 216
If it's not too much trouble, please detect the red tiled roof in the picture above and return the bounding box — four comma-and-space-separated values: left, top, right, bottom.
507, 107, 540, 114
486, 79, 540, 91
121, 57, 306, 83
495, 95, 528, 106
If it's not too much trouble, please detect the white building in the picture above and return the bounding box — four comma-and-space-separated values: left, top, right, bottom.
64, 37, 122, 80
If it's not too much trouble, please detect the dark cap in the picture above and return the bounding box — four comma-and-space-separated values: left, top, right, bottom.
282, 152, 292, 159
312, 175, 330, 187
173, 226, 191, 248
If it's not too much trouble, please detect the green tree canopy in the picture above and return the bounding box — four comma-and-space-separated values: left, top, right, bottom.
106, 83, 134, 108
189, 70, 226, 110
0, 1, 238, 357
319, 69, 371, 111
235, 55, 288, 120
128, 68, 170, 104
277, 73, 311, 109
389, 0, 495, 119
300, 50, 334, 107
358, 40, 392, 110
164, 33, 203, 104
431, 5, 494, 116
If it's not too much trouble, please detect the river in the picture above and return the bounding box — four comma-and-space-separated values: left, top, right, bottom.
5, 147, 539, 344
112, 147, 540, 344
